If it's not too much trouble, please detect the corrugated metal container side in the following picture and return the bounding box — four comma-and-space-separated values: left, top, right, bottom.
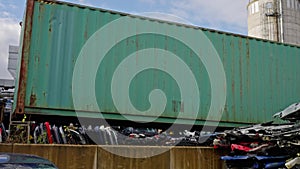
14, 0, 300, 126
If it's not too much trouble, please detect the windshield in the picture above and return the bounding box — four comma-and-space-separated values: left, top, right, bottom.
0, 163, 57, 169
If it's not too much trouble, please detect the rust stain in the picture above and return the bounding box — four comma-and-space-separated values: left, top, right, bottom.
38, 3, 45, 22
238, 39, 243, 114
246, 39, 250, 60
30, 94, 37, 106
16, 0, 35, 114
230, 40, 236, 119
223, 105, 229, 121
84, 29, 88, 40
84, 20, 88, 40
135, 36, 139, 49
222, 37, 226, 63
244, 38, 251, 115
43, 91, 46, 98
245, 39, 250, 100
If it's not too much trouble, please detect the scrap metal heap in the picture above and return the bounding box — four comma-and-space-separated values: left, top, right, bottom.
216, 102, 300, 169
3, 100, 300, 168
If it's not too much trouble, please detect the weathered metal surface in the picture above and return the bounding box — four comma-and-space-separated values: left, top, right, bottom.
15, 0, 35, 115
14, 0, 300, 126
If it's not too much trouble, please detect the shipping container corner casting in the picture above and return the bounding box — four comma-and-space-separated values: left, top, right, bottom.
13, 0, 300, 127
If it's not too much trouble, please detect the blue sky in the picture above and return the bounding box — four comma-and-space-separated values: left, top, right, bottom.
0, 0, 249, 79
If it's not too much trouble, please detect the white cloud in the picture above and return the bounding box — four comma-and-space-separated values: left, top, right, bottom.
169, 0, 249, 34
61, 0, 93, 8
8, 4, 18, 9
138, 12, 193, 25
0, 18, 20, 79
1, 11, 11, 17
76, 0, 92, 6
138, 0, 167, 5
134, 0, 249, 34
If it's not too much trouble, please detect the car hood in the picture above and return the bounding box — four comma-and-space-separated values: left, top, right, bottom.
273, 102, 300, 121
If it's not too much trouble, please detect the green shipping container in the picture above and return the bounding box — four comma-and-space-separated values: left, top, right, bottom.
14, 0, 300, 127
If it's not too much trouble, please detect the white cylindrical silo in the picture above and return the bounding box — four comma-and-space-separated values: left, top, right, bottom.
248, 0, 300, 45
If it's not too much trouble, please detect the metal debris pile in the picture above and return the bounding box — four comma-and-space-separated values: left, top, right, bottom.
4, 121, 213, 146
215, 102, 300, 169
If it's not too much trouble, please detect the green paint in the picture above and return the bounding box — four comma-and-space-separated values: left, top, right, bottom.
15, 0, 300, 126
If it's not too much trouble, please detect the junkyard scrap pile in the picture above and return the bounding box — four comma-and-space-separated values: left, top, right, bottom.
215, 103, 300, 169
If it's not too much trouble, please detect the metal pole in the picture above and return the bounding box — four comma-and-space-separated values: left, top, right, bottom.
279, 0, 284, 42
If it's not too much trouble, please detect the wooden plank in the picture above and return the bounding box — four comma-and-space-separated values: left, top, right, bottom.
13, 144, 97, 169
97, 146, 170, 169
2, 144, 227, 169
170, 147, 226, 169
0, 143, 13, 152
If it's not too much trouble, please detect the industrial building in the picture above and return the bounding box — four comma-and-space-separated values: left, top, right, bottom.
0, 46, 17, 97
248, 0, 300, 45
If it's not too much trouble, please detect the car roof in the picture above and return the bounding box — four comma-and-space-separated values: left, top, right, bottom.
0, 153, 57, 167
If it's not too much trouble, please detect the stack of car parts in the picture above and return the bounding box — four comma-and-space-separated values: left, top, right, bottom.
217, 102, 300, 169
4, 122, 214, 146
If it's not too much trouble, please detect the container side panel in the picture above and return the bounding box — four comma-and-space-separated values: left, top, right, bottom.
18, 0, 300, 125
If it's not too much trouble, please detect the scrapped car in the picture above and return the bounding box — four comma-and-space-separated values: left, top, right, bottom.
273, 102, 300, 121
0, 153, 58, 169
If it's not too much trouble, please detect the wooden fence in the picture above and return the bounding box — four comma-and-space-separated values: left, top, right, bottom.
0, 144, 227, 169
